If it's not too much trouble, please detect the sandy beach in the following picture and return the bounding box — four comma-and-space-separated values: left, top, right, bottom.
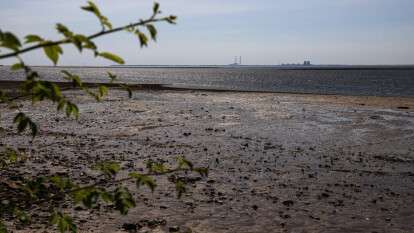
1, 85, 413, 233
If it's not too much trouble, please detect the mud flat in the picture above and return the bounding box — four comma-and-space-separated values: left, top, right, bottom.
1, 87, 413, 233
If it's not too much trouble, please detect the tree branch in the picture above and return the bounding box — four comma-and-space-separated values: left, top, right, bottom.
29, 167, 189, 206
0, 17, 164, 60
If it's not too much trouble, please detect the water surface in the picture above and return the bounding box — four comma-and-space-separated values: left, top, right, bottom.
1, 66, 413, 97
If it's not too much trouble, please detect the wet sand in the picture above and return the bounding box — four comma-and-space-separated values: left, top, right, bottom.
1, 86, 413, 233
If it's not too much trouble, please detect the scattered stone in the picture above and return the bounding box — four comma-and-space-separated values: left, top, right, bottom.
122, 223, 138, 233
252, 204, 258, 210
369, 115, 382, 120
282, 200, 294, 207
397, 106, 409, 110
169, 226, 180, 232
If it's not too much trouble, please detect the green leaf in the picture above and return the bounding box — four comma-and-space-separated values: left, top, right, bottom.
98, 52, 124, 64
177, 156, 193, 170
0, 31, 21, 51
30, 80, 62, 103
83, 190, 100, 208
24, 34, 44, 44
13, 112, 27, 133
72, 187, 101, 208
94, 161, 120, 177
0, 221, 7, 233
62, 70, 83, 88
2, 148, 19, 166
56, 23, 74, 38
146, 160, 167, 173
10, 63, 24, 71
13, 112, 37, 137
175, 180, 186, 199
50, 176, 73, 191
65, 101, 79, 119
72, 34, 96, 51
57, 99, 66, 111
15, 209, 31, 225
0, 90, 5, 101
72, 188, 89, 205
119, 84, 132, 98
100, 191, 114, 203
153, 2, 160, 14
107, 72, 117, 83
165, 15, 177, 24
43, 44, 63, 65
136, 31, 148, 47
98, 85, 108, 97
71, 36, 83, 51
50, 212, 77, 233
29, 120, 38, 138
23, 177, 48, 199
129, 172, 157, 192
81, 1, 112, 30
114, 187, 135, 215
146, 24, 157, 41
193, 167, 209, 177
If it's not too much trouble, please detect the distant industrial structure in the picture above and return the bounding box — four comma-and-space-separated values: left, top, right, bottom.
281, 60, 312, 66
229, 56, 242, 66
227, 57, 312, 67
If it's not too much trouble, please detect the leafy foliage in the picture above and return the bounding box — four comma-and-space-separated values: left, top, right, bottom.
0, 1, 209, 232
107, 72, 117, 83
146, 24, 158, 41
175, 180, 187, 199
98, 51, 124, 64
50, 176, 74, 191
43, 44, 63, 65
94, 161, 121, 178
25, 34, 44, 44
0, 147, 25, 169
50, 212, 77, 233
0, 30, 21, 51
13, 112, 38, 137
81, 1, 112, 30
10, 62, 23, 71
0, 221, 7, 233
113, 187, 136, 215
129, 172, 157, 192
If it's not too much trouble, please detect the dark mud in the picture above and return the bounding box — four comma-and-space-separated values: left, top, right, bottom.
1, 88, 413, 233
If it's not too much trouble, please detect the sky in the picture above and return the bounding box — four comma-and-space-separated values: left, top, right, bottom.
1, 0, 414, 66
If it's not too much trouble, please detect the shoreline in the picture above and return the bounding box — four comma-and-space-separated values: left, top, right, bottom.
2, 64, 414, 70
1, 80, 414, 100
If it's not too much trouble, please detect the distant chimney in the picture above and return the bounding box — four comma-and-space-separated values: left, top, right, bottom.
239, 56, 242, 65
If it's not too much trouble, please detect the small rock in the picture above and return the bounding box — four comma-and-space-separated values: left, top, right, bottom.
169, 226, 180, 232
282, 200, 294, 207
397, 106, 409, 110
369, 115, 381, 120
252, 204, 258, 211
122, 223, 138, 233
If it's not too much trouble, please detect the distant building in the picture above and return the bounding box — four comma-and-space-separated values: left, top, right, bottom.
280, 60, 312, 66
228, 56, 242, 66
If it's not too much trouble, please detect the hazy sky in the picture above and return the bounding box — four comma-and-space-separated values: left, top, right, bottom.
1, 0, 414, 65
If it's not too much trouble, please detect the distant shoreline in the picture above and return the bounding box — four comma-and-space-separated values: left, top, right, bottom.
2, 64, 414, 70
